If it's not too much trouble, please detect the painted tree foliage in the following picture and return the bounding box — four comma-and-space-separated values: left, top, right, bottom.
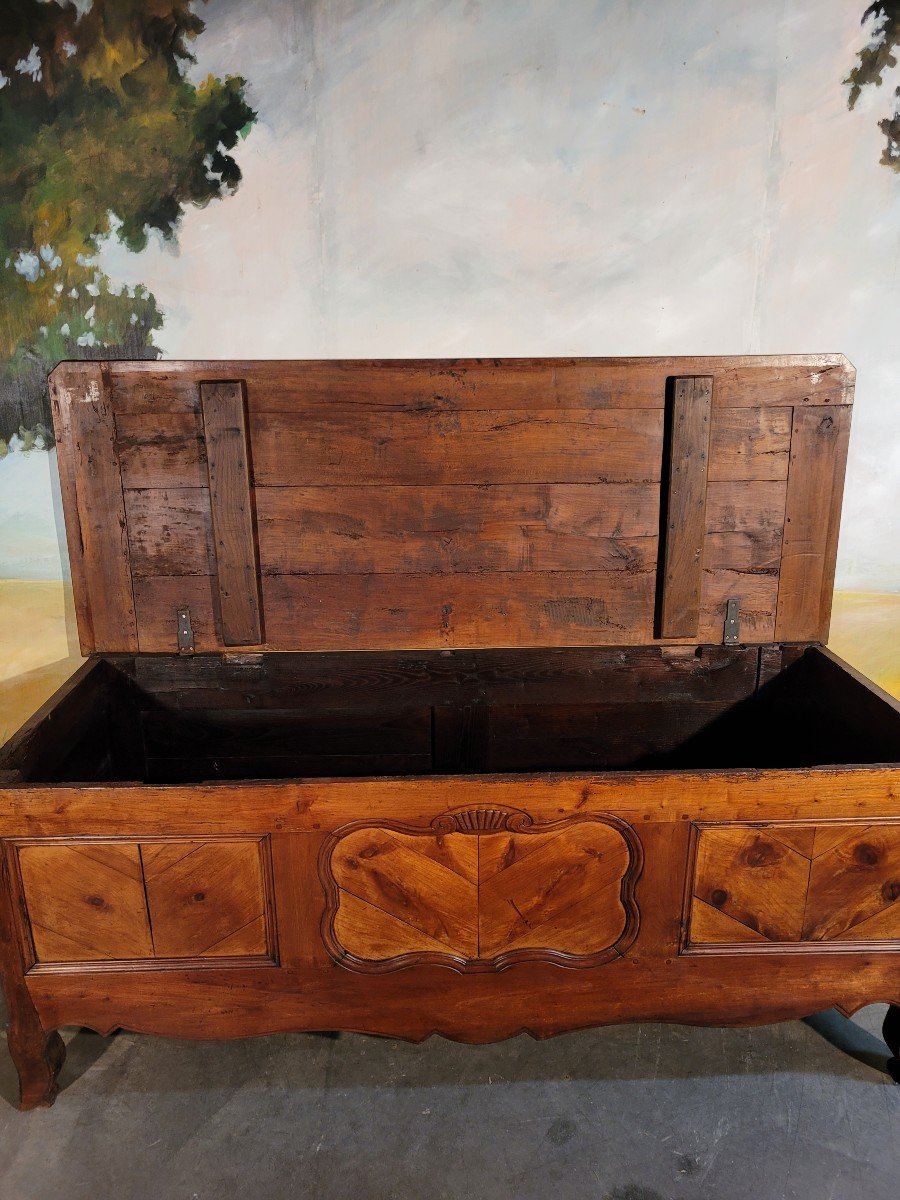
847, 2, 900, 171
0, 0, 255, 443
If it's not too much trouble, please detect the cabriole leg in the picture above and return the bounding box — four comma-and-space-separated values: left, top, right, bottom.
884, 1005, 900, 1084
6, 1020, 65, 1110
0, 857, 66, 1109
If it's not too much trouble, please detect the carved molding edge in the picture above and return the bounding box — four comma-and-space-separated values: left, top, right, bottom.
318, 806, 644, 975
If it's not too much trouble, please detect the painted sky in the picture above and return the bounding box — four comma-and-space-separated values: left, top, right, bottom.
4, 0, 899, 587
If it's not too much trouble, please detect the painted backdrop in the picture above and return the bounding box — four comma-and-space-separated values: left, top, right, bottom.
1, 0, 898, 728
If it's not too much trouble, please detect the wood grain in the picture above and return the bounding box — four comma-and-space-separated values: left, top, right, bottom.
123, 484, 782, 579
131, 567, 780, 651
691, 826, 810, 942
660, 377, 713, 637
46, 357, 853, 652
114, 406, 791, 490
322, 811, 640, 970
8, 765, 900, 840
143, 838, 269, 958
200, 381, 263, 645
105, 357, 855, 415
18, 843, 152, 962
48, 363, 137, 653
689, 819, 900, 948
775, 405, 852, 642
477, 821, 631, 957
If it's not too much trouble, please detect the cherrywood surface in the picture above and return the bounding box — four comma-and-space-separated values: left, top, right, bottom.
142, 839, 269, 958
0, 652, 898, 1106
322, 812, 639, 971
688, 821, 900, 948
4, 355, 894, 1109
660, 377, 713, 637
9, 835, 272, 968
17, 842, 152, 962
48, 356, 854, 654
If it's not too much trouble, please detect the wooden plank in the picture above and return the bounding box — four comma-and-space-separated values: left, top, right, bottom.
22, 941, 900, 1048
125, 487, 213, 576
143, 753, 432, 783
48, 356, 854, 655
484, 699, 745, 771
688, 898, 770, 945
107, 356, 856, 415
116, 406, 792, 491
200, 381, 263, 646
47, 370, 94, 652
48, 363, 137, 652
432, 704, 491, 772
330, 827, 478, 954
131, 568, 779, 651
255, 483, 660, 575
705, 479, 786, 533
122, 481, 785, 578
131, 646, 761, 711
802, 824, 900, 941
775, 405, 852, 642
251, 409, 664, 487
268, 834, 328, 967
140, 707, 431, 760
708, 408, 791, 481
117, 409, 663, 487
116, 412, 206, 490
4, 768, 900, 840
660, 377, 713, 638
0, 659, 109, 779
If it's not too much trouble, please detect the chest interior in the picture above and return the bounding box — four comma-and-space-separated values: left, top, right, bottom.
5, 642, 900, 786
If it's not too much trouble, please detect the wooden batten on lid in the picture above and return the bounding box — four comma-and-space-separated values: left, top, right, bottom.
47, 356, 854, 656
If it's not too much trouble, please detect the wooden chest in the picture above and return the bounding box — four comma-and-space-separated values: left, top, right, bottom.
2, 355, 899, 1109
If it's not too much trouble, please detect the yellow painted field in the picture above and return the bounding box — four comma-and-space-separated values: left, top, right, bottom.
828, 591, 900, 700
0, 581, 898, 748
0, 580, 83, 744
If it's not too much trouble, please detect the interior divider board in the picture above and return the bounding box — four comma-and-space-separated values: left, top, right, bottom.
48, 363, 138, 653
199, 380, 264, 646
775, 405, 853, 643
114, 407, 791, 490
105, 356, 855, 415
130, 647, 763, 710
132, 568, 779, 652
659, 377, 713, 639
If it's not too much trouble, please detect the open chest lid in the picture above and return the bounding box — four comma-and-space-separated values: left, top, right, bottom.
48, 356, 854, 656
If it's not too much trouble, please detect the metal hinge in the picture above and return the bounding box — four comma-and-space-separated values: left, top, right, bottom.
176, 606, 195, 654
723, 598, 741, 646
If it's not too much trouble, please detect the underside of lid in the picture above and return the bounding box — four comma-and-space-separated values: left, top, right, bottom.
48, 356, 854, 656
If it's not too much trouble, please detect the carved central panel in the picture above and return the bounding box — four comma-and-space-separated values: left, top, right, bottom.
319, 808, 642, 973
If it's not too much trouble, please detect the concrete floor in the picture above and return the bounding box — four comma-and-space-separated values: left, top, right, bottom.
0, 1004, 896, 1200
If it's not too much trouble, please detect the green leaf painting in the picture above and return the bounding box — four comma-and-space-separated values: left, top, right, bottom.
847, 2, 900, 171
0, 0, 256, 444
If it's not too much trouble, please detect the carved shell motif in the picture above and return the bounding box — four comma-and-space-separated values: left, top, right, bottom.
319, 807, 642, 973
